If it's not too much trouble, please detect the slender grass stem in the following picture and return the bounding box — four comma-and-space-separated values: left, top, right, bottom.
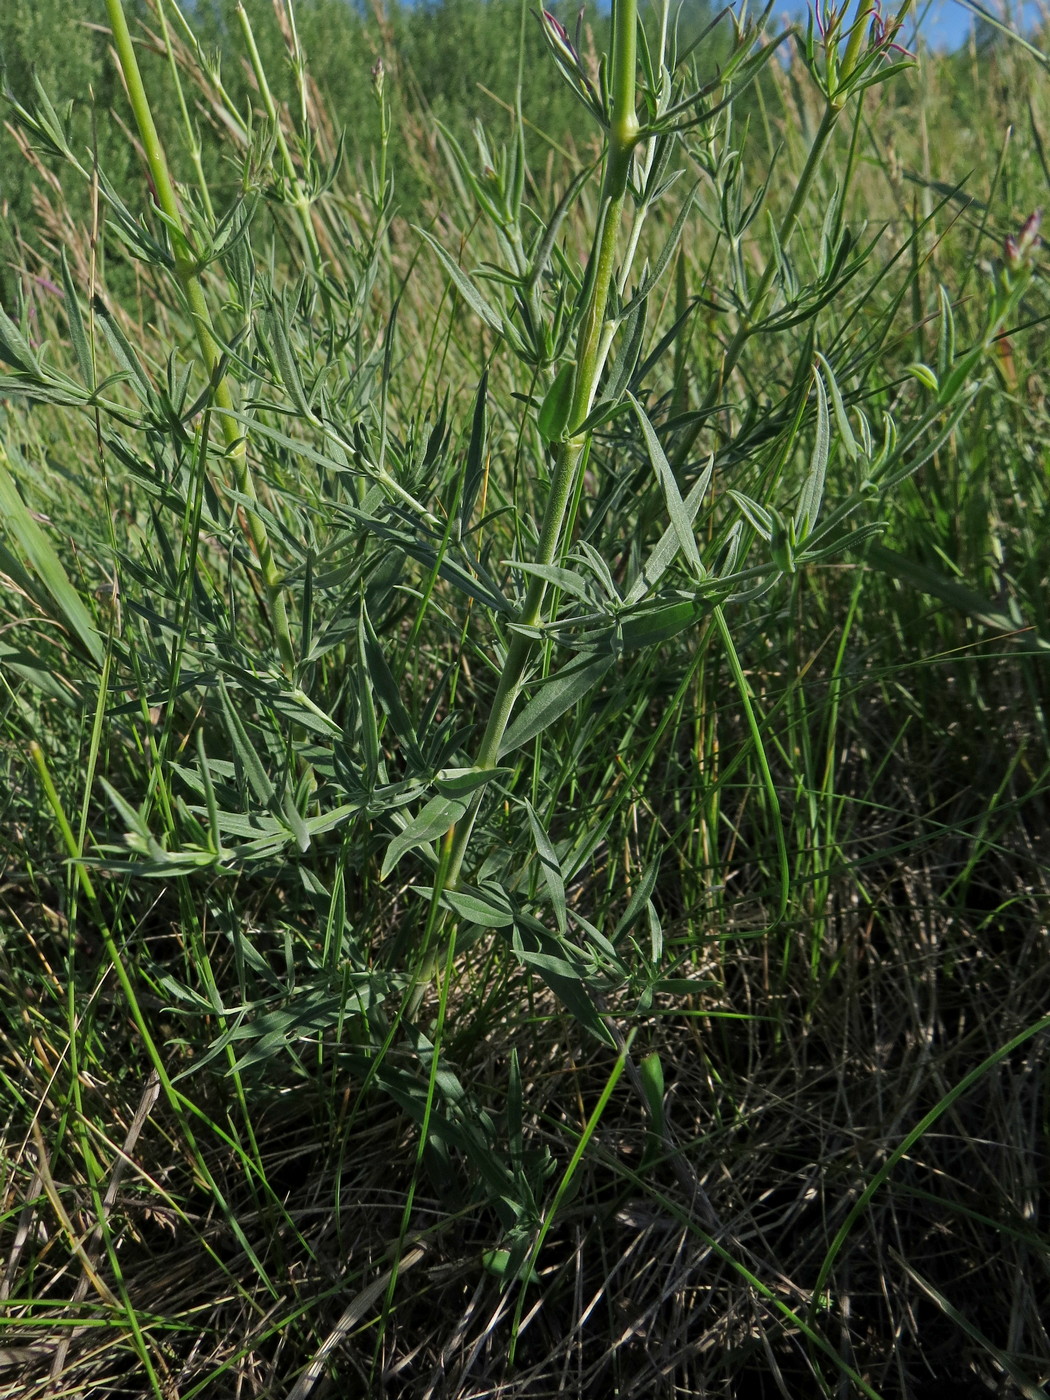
235, 2, 323, 272
103, 0, 296, 676
154, 0, 215, 221
30, 737, 282, 1293
674, 100, 841, 470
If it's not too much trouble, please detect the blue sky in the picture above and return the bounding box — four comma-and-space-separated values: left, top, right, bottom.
904, 0, 981, 48
902, 0, 1041, 48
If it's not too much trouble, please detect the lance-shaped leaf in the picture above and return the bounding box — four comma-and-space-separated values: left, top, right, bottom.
0, 444, 104, 666
361, 607, 426, 770
538, 362, 576, 442
629, 394, 704, 578
414, 227, 503, 332
603, 293, 647, 405
624, 457, 712, 605
509, 913, 617, 1048
381, 795, 467, 880
795, 362, 830, 538
218, 682, 275, 806
526, 801, 568, 935
59, 250, 94, 389
0, 301, 41, 376
443, 883, 516, 928
460, 371, 488, 532
499, 651, 615, 757
618, 184, 699, 319
815, 351, 857, 463
617, 595, 706, 651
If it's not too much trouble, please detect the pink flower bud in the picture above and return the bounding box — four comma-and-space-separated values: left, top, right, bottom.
1005, 210, 1042, 270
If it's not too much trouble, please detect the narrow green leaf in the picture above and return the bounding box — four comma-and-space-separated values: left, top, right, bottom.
813, 1011, 1050, 1318
434, 767, 506, 797
795, 363, 830, 537
444, 885, 515, 928
482, 1249, 540, 1285
629, 394, 703, 577
612, 859, 661, 942
281, 788, 311, 854
726, 488, 773, 540
0, 301, 41, 376
381, 795, 466, 880
498, 652, 615, 757
638, 1052, 665, 1133
618, 597, 705, 651
98, 777, 152, 841
878, 393, 974, 489
0, 445, 104, 665
624, 459, 712, 605
526, 165, 594, 290
814, 351, 857, 462
362, 607, 425, 769
906, 362, 939, 392
714, 606, 789, 923
59, 249, 94, 389
526, 801, 568, 935
801, 519, 887, 563
935, 284, 955, 381
414, 227, 503, 332
507, 1048, 524, 1170
218, 681, 275, 806
651, 977, 720, 996
620, 183, 699, 315
461, 371, 488, 532
538, 362, 576, 443
512, 560, 595, 605
891, 1254, 1050, 1400
92, 296, 151, 400
604, 293, 647, 404
866, 544, 1050, 651
0, 640, 76, 703
510, 919, 617, 1048
263, 304, 315, 423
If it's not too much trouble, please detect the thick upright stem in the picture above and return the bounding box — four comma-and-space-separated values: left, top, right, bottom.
442, 0, 640, 892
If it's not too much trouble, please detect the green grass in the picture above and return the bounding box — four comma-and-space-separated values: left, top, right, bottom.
1, 0, 1049, 1396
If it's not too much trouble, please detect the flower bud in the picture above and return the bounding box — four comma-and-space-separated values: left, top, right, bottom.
1005, 209, 1041, 270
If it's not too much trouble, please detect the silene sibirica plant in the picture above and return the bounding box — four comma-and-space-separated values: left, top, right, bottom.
1, 0, 1047, 1392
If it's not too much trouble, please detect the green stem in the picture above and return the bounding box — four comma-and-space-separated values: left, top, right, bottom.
235, 2, 323, 272
673, 100, 840, 471
442, 0, 640, 893
835, 2, 876, 106
104, 0, 296, 677
29, 740, 274, 1288
155, 0, 215, 221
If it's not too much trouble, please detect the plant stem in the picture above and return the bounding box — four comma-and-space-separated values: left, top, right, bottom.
104, 0, 296, 677
443, 0, 640, 892
29, 740, 275, 1288
673, 99, 840, 471
155, 0, 215, 221
235, 2, 323, 272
